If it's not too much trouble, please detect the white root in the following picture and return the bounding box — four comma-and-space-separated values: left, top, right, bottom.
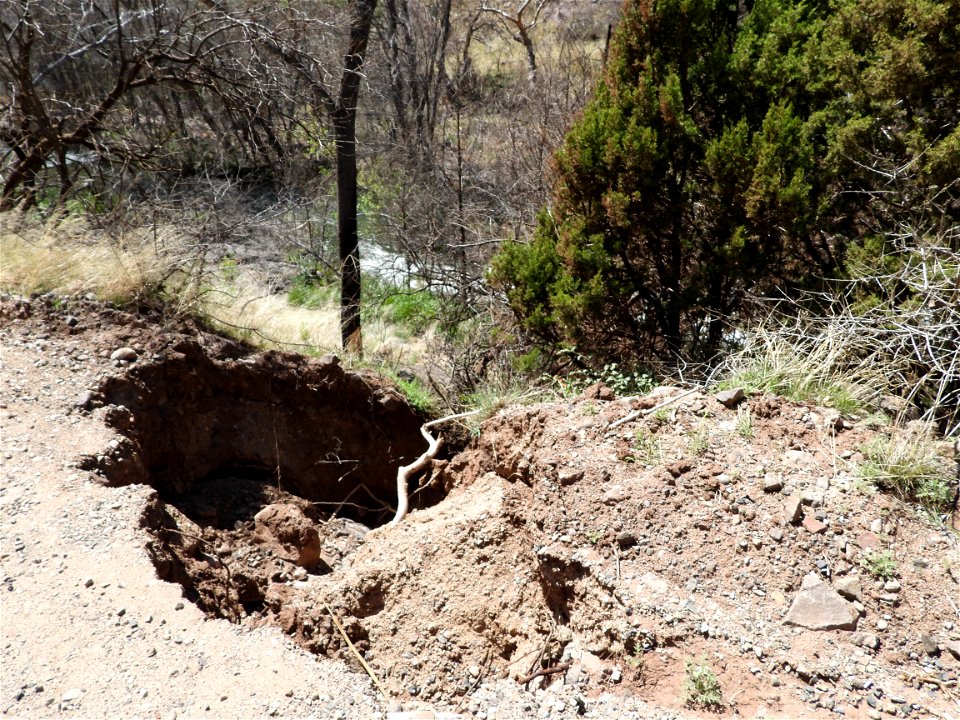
388, 409, 480, 527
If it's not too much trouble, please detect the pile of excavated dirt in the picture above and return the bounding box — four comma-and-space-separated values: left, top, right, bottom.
2, 294, 959, 720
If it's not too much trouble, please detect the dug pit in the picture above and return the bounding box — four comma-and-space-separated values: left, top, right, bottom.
79, 339, 440, 620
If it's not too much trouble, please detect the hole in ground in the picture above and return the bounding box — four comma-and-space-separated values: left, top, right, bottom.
81, 340, 444, 621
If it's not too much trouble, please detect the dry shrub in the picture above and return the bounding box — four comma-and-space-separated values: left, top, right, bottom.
0, 213, 188, 304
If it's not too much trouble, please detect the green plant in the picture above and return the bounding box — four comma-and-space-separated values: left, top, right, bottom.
688, 427, 711, 457
393, 376, 439, 416
585, 529, 603, 545
624, 429, 662, 466
860, 550, 898, 580
735, 405, 754, 439
554, 351, 656, 398
683, 656, 724, 709
858, 430, 955, 511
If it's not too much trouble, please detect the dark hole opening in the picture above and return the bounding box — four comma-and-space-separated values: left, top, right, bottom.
80, 342, 447, 621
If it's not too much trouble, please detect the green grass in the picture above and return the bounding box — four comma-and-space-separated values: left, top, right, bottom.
735, 405, 754, 439
623, 429, 662, 466
688, 426, 711, 456
858, 430, 955, 511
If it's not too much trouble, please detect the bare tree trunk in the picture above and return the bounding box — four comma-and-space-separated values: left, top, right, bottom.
335, 0, 378, 356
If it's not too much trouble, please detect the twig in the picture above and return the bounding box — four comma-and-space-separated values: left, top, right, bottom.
946, 590, 960, 619
528, 627, 555, 677
607, 388, 699, 430
516, 663, 571, 685
388, 410, 480, 527
322, 601, 389, 699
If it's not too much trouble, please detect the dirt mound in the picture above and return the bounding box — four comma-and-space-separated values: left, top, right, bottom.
4, 294, 960, 719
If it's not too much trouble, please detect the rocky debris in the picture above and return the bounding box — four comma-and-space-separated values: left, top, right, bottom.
715, 388, 745, 408
945, 640, 960, 660
802, 516, 827, 534
784, 495, 804, 524
878, 395, 920, 422
109, 347, 138, 362
254, 504, 322, 569
762, 474, 784, 492
833, 575, 863, 602
920, 634, 940, 656
852, 632, 881, 650
784, 574, 859, 631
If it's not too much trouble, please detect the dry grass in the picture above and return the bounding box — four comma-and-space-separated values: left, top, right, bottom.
197, 267, 433, 364
0, 213, 186, 304
718, 320, 886, 416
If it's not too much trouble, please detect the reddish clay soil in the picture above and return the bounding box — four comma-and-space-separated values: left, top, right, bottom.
2, 294, 959, 720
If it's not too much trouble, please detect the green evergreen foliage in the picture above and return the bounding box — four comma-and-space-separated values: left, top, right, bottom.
491, 0, 960, 363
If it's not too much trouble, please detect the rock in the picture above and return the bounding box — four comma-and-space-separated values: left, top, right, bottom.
878, 395, 920, 422
82, 577, 94, 588
833, 576, 863, 603
783, 574, 859, 631
715, 388, 745, 408
602, 485, 626, 504
853, 633, 881, 650
870, 519, 883, 534
109, 347, 138, 362
856, 531, 880, 550
920, 635, 940, 656
254, 504, 322, 568
65, 315, 79, 327
762, 474, 784, 493
784, 495, 804, 524
768, 527, 784, 542
318, 354, 341, 367
802, 517, 827, 534
61, 688, 83, 702
615, 531, 637, 548
799, 488, 824, 507
944, 640, 960, 660
558, 468, 584, 486
582, 382, 615, 401
882, 579, 901, 592
75, 391, 95, 410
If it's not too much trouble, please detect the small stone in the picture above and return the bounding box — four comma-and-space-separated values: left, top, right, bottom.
870, 519, 883, 534
768, 527, 784, 542
876, 619, 888, 631
616, 531, 637, 548
558, 468, 584, 486
65, 315, 79, 327
83, 577, 94, 588
116, 607, 126, 617
883, 579, 901, 592
468, 665, 480, 678
174, 601, 184, 611
833, 576, 863, 603
856, 532, 880, 550
61, 688, 83, 703
784, 496, 804, 524
802, 517, 827, 534
944, 640, 960, 660
715, 388, 745, 408
75, 391, 95, 410
783, 573, 858, 631
920, 635, 940, 656
853, 633, 881, 650
762, 474, 784, 493
610, 667, 622, 683
109, 347, 138, 362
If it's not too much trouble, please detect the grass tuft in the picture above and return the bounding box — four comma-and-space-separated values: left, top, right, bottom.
857, 428, 955, 511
